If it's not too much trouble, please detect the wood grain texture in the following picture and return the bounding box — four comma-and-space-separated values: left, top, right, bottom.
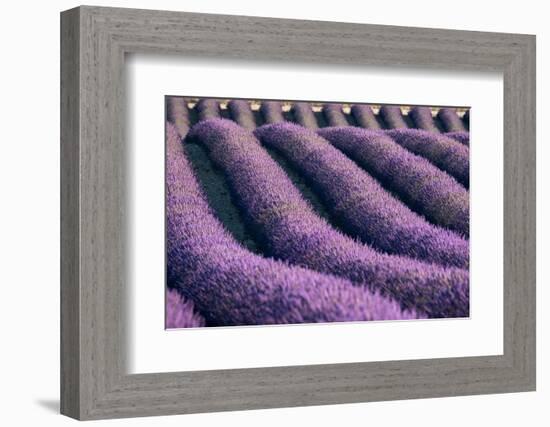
60, 5, 536, 420
60, 7, 80, 419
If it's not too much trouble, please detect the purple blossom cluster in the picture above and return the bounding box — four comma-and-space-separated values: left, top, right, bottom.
165, 96, 472, 326
386, 129, 470, 188
408, 106, 439, 133
255, 122, 469, 269
379, 105, 408, 129
445, 131, 470, 146
438, 108, 467, 132
187, 119, 469, 318
319, 126, 469, 237
228, 99, 257, 130
291, 102, 318, 129
350, 104, 381, 129
165, 288, 206, 328
323, 103, 349, 127
167, 121, 418, 325
166, 97, 190, 138
260, 101, 285, 124
196, 98, 220, 121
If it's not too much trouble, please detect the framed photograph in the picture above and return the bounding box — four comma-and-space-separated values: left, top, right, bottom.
60, 6, 536, 420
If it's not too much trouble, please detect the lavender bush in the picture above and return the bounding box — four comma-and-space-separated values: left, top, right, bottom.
254, 122, 469, 269
195, 98, 220, 121
166, 97, 190, 138
386, 129, 470, 188
260, 101, 285, 124
167, 121, 418, 324
445, 131, 470, 146
379, 105, 408, 129
350, 104, 381, 129
437, 108, 467, 132
228, 99, 257, 130
323, 103, 349, 127
165, 288, 206, 328
408, 106, 439, 133
187, 119, 469, 317
291, 102, 318, 129
319, 127, 469, 237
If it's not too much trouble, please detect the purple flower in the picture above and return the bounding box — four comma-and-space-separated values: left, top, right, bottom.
408, 106, 439, 133
350, 104, 381, 129
195, 98, 220, 121
260, 101, 285, 124
187, 119, 469, 318
323, 103, 349, 127
166, 97, 190, 138
166, 289, 206, 328
228, 99, 257, 130
291, 102, 318, 129
386, 128, 470, 188
255, 122, 469, 269
319, 126, 469, 237
445, 131, 470, 146
437, 108, 467, 132
167, 121, 418, 324
379, 105, 408, 129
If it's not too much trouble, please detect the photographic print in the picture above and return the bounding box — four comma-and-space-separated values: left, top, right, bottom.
165, 96, 470, 329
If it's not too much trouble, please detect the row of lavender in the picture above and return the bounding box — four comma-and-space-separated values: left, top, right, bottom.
166, 97, 470, 328
191, 98, 469, 142
166, 119, 420, 327
212, 99, 470, 186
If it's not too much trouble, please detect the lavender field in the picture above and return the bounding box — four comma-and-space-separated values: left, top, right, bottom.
165, 97, 470, 329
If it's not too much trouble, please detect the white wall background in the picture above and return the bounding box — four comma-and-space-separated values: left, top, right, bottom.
0, 0, 546, 425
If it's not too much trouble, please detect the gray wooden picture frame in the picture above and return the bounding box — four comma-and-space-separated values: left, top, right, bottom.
60, 5, 536, 420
